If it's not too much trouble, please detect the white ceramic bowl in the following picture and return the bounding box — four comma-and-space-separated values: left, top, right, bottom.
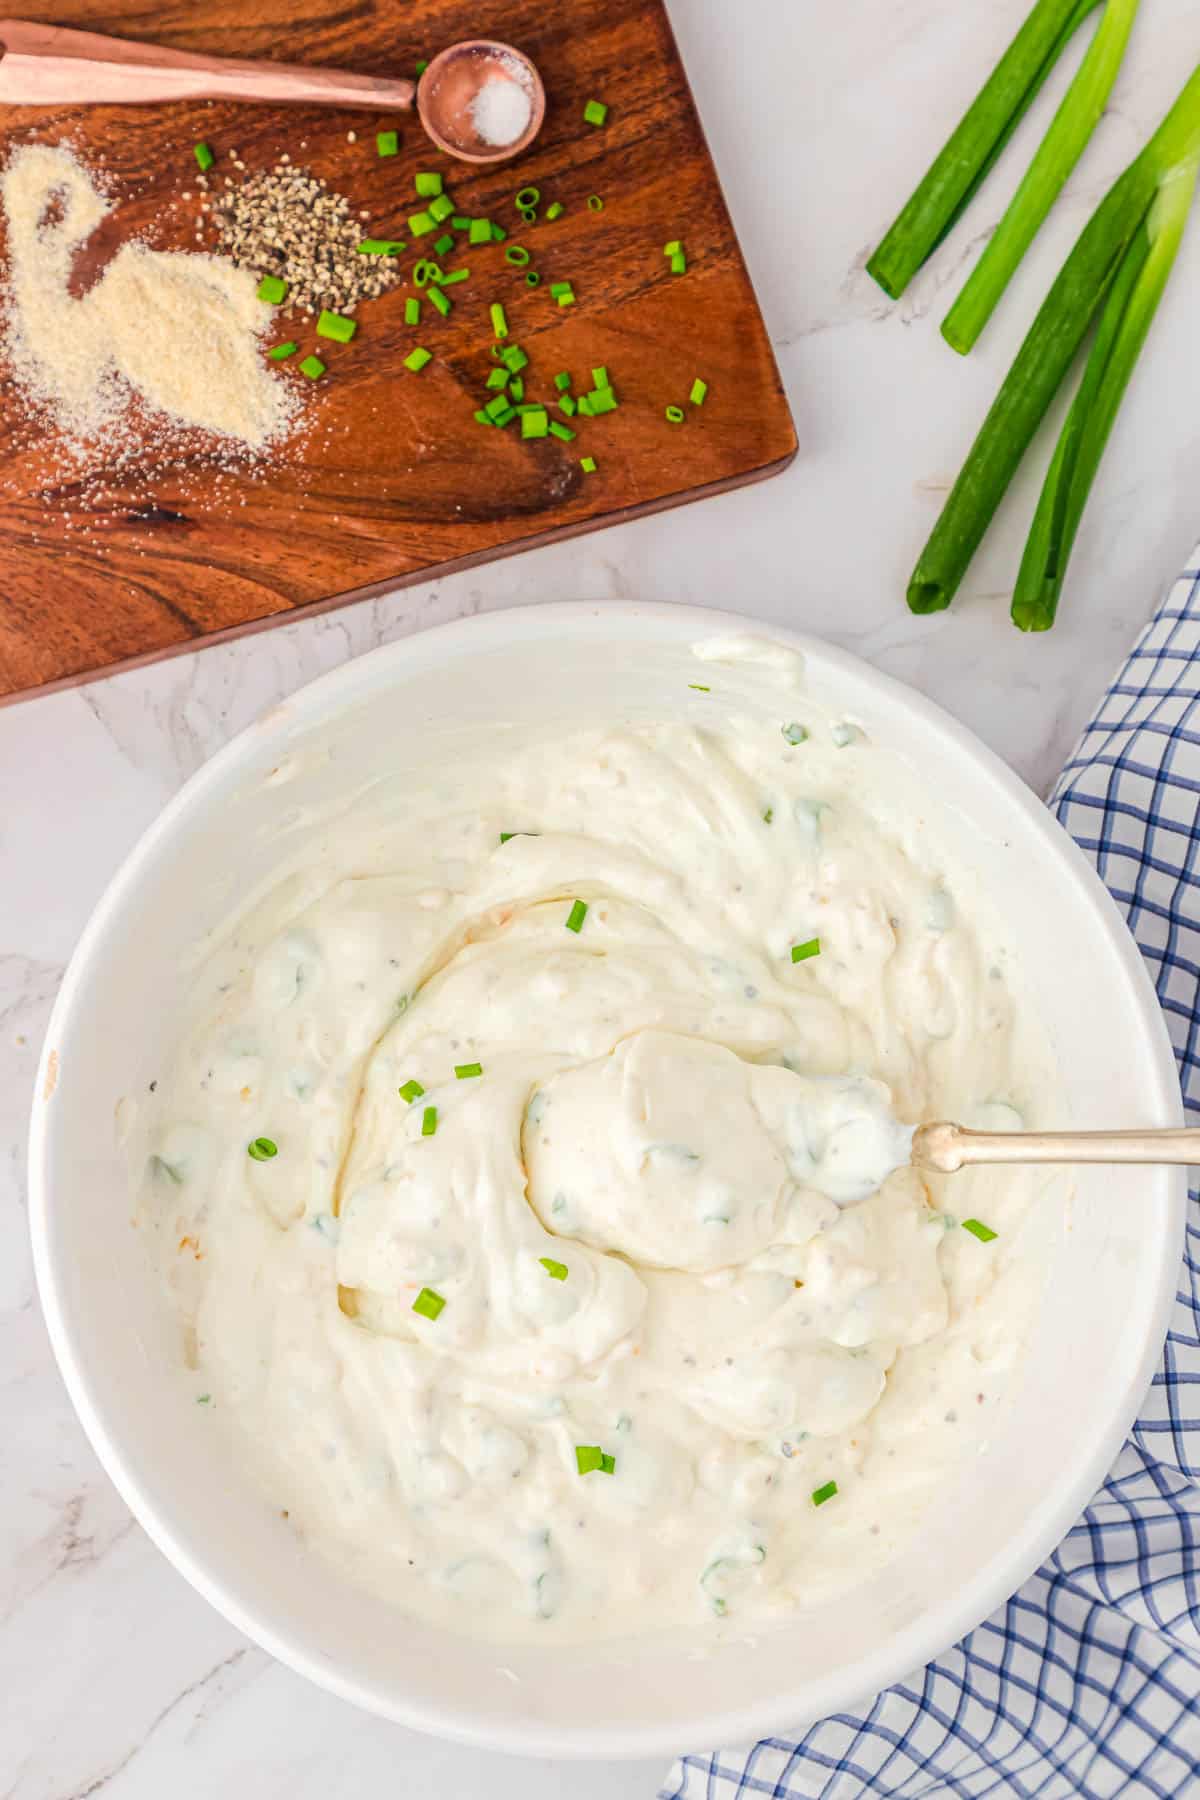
30, 603, 1184, 1759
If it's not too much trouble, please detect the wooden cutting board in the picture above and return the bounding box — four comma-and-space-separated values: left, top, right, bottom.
0, 0, 796, 704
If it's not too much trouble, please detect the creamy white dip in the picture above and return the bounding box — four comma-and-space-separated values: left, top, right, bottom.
140, 690, 1060, 1644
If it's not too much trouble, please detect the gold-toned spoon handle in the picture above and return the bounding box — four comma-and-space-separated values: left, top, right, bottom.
913, 1121, 1200, 1174
0, 18, 415, 110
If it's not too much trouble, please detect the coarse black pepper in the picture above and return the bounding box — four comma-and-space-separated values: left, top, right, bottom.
207, 164, 401, 318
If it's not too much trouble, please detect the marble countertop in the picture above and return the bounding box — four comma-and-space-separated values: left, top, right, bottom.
4, 1, 1198, 1794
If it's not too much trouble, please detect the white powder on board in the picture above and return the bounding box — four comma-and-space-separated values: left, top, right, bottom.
1, 143, 300, 454
470, 72, 533, 147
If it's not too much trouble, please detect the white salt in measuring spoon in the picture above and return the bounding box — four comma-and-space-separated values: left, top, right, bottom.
0, 19, 545, 164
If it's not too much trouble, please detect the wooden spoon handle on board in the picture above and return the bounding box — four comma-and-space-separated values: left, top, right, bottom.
0, 17, 416, 110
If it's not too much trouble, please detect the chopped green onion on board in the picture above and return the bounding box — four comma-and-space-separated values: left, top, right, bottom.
316, 310, 356, 343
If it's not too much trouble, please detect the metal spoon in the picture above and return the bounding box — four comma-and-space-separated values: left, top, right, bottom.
0, 19, 545, 164
912, 1121, 1198, 1173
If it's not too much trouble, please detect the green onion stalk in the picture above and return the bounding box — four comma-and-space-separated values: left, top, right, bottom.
907, 64, 1200, 627
868, 0, 1140, 352
944, 0, 1141, 352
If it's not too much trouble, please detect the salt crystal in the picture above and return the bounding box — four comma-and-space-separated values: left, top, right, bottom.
470, 74, 532, 147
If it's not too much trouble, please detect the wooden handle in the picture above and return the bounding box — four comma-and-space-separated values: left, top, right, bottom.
912, 1120, 1200, 1173
0, 18, 414, 110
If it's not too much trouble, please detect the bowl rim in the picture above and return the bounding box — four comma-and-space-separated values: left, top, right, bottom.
28, 599, 1186, 1760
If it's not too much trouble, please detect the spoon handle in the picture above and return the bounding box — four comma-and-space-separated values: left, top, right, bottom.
0, 18, 414, 111
912, 1121, 1199, 1173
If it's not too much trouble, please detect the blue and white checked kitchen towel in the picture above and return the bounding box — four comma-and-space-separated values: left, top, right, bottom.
661, 560, 1200, 1799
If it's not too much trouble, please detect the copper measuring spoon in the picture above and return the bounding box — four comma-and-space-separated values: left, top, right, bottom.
0, 19, 545, 164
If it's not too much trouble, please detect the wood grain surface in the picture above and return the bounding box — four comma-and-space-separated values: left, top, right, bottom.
0, 0, 796, 703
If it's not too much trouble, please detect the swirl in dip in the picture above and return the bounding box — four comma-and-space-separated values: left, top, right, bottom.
141, 686, 1058, 1643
